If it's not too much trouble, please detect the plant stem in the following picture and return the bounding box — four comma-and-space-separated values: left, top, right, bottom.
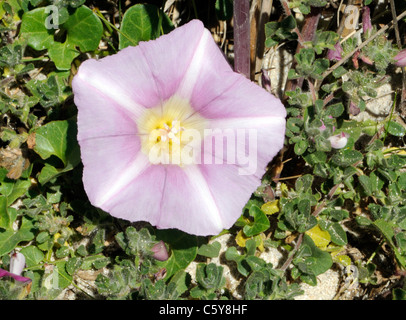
233, 0, 251, 78
21, 57, 49, 62
280, 233, 303, 271
191, 0, 198, 19
388, 0, 406, 110
383, 91, 398, 144
93, 8, 138, 47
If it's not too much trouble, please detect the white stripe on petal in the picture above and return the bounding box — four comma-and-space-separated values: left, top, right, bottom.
76, 70, 145, 120
176, 30, 210, 100
95, 152, 151, 207
182, 165, 223, 230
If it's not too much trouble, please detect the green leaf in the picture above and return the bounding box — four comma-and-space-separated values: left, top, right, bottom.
47, 42, 79, 71
66, 257, 82, 276
312, 30, 339, 55
296, 235, 333, 277
25, 74, 70, 109
37, 163, 71, 185
20, 8, 54, 50
294, 139, 308, 155
20, 246, 44, 267
0, 216, 36, 256
197, 241, 221, 258
386, 121, 405, 137
0, 196, 11, 229
0, 171, 31, 205
119, 4, 173, 50
393, 288, 406, 300
265, 15, 297, 48
225, 246, 250, 277
62, 6, 103, 52
298, 199, 311, 216
312, 59, 329, 78
331, 150, 363, 167
359, 175, 373, 196
332, 66, 348, 78
225, 239, 257, 277
168, 270, 190, 297
54, 260, 73, 289
373, 219, 406, 268
295, 174, 314, 193
326, 103, 344, 118
155, 229, 198, 280
32, 120, 80, 167
326, 222, 347, 246
80, 254, 110, 270
243, 205, 270, 237
195, 263, 225, 291
20, 6, 102, 70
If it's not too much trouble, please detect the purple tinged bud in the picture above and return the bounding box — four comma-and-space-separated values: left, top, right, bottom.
360, 54, 373, 65
10, 252, 25, 276
0, 252, 31, 283
328, 132, 349, 149
394, 49, 406, 67
327, 42, 343, 61
349, 101, 361, 116
362, 7, 372, 33
151, 241, 169, 261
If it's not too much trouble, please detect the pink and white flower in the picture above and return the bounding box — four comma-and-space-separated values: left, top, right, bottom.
72, 20, 286, 236
0, 252, 31, 283
328, 132, 349, 149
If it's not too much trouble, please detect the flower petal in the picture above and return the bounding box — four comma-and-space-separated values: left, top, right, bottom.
100, 164, 166, 224
138, 19, 221, 102
72, 45, 160, 116
73, 75, 139, 141
174, 23, 234, 103
157, 165, 224, 235
198, 163, 261, 229
196, 74, 286, 119
205, 116, 286, 177
79, 137, 149, 208
0, 268, 31, 283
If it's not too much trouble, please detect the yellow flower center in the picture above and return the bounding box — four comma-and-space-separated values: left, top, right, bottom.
137, 95, 207, 165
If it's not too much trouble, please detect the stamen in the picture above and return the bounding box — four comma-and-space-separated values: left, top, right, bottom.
137, 95, 207, 165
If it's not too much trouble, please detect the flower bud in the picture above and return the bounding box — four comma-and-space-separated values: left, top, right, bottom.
0, 252, 31, 283
394, 49, 406, 67
362, 6, 372, 34
328, 132, 349, 149
349, 101, 360, 116
10, 252, 26, 276
327, 42, 343, 61
151, 241, 169, 261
